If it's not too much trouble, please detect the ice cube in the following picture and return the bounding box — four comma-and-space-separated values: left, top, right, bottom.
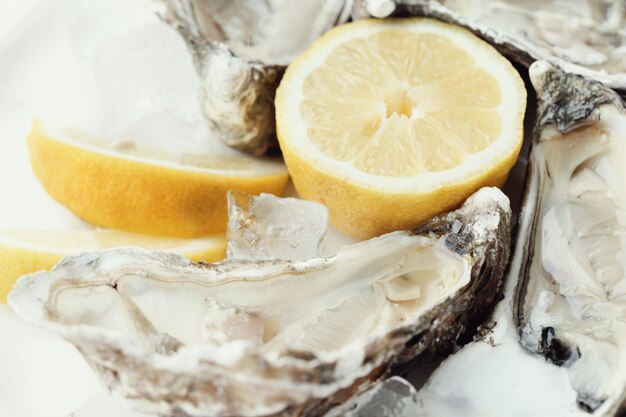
89, 22, 242, 158
227, 190, 328, 261
343, 377, 422, 417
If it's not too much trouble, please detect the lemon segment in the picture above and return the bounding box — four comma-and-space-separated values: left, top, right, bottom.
28, 121, 289, 238
0, 229, 227, 302
276, 18, 526, 238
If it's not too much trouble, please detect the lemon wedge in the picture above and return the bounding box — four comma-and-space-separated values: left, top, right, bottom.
276, 18, 526, 238
28, 121, 289, 237
0, 229, 227, 302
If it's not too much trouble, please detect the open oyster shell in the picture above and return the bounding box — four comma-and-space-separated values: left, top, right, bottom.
158, 0, 351, 155
512, 61, 626, 415
9, 187, 510, 417
353, 0, 626, 90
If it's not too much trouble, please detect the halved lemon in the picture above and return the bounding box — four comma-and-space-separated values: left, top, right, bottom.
0, 229, 227, 302
28, 121, 289, 238
276, 18, 526, 238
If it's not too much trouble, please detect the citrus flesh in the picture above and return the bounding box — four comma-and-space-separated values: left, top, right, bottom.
276, 18, 526, 238
0, 229, 226, 302
28, 121, 289, 238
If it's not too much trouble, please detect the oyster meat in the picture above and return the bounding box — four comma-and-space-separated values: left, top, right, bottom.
9, 187, 510, 417
158, 0, 351, 155
512, 61, 626, 415
352, 0, 626, 89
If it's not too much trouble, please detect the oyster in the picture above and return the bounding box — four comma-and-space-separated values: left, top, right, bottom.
512, 61, 626, 415
352, 0, 626, 89
9, 187, 510, 417
158, 0, 351, 155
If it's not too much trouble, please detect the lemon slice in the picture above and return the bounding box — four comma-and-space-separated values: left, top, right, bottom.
276, 18, 526, 238
28, 121, 289, 238
0, 229, 227, 302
